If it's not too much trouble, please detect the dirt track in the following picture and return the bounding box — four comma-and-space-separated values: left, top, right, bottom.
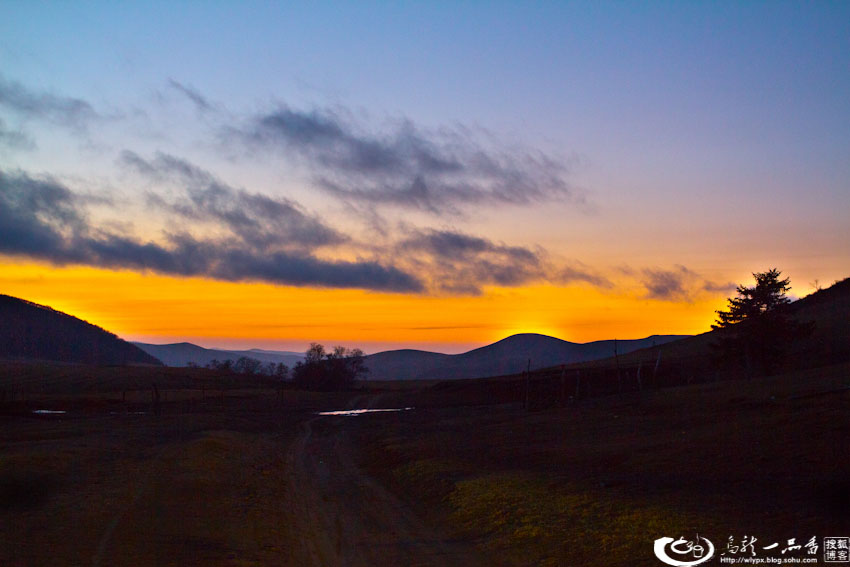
283, 404, 487, 567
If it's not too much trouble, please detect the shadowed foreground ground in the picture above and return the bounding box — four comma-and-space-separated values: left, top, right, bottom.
1, 362, 849, 566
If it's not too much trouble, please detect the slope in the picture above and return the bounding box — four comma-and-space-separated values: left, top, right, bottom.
0, 295, 161, 366
133, 342, 303, 368
365, 333, 687, 381
578, 276, 850, 372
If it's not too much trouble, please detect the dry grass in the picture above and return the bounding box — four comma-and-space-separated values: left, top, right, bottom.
0, 362, 319, 567
0, 410, 302, 566
353, 362, 850, 566
2, 360, 848, 566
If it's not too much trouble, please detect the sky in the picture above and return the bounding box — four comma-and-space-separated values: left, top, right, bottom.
1, 1, 848, 354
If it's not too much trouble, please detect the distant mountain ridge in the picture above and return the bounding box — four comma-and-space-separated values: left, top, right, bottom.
0, 295, 162, 366
1, 292, 689, 378
132, 342, 304, 368
563, 276, 850, 378
365, 333, 689, 381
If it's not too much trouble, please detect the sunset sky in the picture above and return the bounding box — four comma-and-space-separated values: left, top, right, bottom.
1, 2, 848, 354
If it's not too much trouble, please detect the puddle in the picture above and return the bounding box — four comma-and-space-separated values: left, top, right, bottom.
316, 407, 414, 417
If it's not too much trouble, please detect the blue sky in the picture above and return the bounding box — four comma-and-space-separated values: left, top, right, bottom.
1, 1, 848, 350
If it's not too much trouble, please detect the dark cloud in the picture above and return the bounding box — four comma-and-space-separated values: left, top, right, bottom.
401, 229, 537, 263
0, 171, 88, 262
120, 151, 346, 250
557, 264, 613, 288
0, 169, 422, 293
641, 265, 732, 301
0, 77, 597, 296
396, 228, 547, 294
119, 149, 161, 180
233, 106, 577, 216
0, 168, 615, 296
390, 228, 612, 295
642, 267, 691, 300
0, 118, 34, 150
0, 75, 98, 131
209, 243, 423, 291
405, 324, 492, 331
167, 79, 213, 113
703, 280, 737, 294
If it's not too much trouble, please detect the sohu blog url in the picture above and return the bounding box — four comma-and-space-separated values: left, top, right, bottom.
719, 557, 819, 564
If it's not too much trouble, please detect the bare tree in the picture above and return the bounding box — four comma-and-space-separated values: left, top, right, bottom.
292, 343, 368, 390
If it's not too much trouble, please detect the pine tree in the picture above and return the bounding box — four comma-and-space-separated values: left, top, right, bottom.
712, 269, 811, 376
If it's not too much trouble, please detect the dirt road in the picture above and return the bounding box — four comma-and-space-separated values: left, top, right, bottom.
283, 406, 487, 567
3, 391, 486, 566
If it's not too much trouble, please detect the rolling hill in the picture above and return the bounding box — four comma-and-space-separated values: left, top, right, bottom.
400, 276, 850, 410
0, 295, 162, 366
572, 276, 850, 373
132, 342, 304, 368
364, 333, 688, 381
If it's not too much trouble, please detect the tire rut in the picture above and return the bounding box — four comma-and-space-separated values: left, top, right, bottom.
284, 403, 486, 567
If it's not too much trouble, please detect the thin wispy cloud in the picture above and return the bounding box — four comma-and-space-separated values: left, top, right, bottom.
0, 118, 34, 150
0, 161, 606, 297
557, 264, 613, 289
642, 267, 690, 300
0, 163, 725, 299
641, 265, 732, 301
1, 75, 733, 302
120, 151, 346, 251
396, 228, 547, 294
0, 74, 99, 132
232, 105, 579, 216
167, 79, 214, 113
703, 280, 737, 294
0, 170, 423, 292
391, 228, 610, 295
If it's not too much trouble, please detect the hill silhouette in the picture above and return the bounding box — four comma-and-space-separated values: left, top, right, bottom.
469, 276, 850, 406
0, 295, 162, 366
580, 276, 850, 375
365, 333, 688, 381
132, 342, 303, 368
786, 277, 850, 366
402, 277, 850, 409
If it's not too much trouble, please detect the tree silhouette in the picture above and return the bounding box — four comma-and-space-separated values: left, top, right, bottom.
712, 268, 812, 376
292, 343, 368, 390
234, 356, 262, 375
273, 362, 290, 380
305, 342, 326, 364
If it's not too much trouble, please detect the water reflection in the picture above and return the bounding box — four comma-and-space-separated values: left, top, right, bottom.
316, 407, 414, 417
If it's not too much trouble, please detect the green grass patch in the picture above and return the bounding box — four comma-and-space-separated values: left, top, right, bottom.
391, 458, 461, 504
448, 472, 704, 567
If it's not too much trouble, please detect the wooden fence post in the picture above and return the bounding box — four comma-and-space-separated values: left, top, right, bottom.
575, 369, 581, 401
559, 365, 566, 407
653, 351, 662, 387
152, 383, 161, 416
614, 339, 622, 394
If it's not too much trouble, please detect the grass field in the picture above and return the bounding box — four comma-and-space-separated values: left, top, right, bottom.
1, 361, 848, 565
352, 362, 850, 565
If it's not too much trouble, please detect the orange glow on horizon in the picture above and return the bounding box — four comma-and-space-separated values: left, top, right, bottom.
1, 259, 727, 354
